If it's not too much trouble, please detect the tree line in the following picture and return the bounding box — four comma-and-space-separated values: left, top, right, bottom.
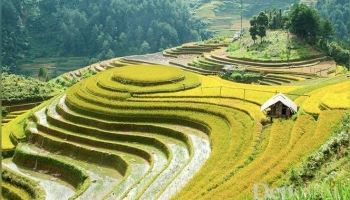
2, 0, 212, 73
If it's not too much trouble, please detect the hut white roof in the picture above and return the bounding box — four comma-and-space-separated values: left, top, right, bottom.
260, 93, 298, 113
222, 65, 234, 70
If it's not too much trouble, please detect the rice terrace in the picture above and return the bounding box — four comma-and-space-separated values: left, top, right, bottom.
2, 34, 350, 199
2, 9, 350, 200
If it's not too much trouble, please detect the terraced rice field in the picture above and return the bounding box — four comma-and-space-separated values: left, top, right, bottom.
2, 110, 27, 126
162, 32, 336, 85
2, 62, 350, 199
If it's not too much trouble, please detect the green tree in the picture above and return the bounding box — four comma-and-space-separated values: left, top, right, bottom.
140, 41, 150, 54
106, 49, 115, 59
256, 12, 269, 42
249, 12, 268, 43
249, 20, 258, 44
267, 8, 284, 30
289, 4, 320, 44
38, 67, 48, 81
319, 19, 334, 47
135, 25, 144, 45
190, 30, 201, 42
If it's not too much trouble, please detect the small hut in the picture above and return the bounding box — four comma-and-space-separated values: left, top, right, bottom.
222, 65, 234, 72
221, 65, 244, 73
260, 93, 297, 118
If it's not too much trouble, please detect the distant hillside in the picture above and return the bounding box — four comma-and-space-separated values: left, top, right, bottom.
2, 0, 211, 74
192, 0, 295, 37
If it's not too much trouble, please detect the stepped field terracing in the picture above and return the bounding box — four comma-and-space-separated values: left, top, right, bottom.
2, 62, 350, 199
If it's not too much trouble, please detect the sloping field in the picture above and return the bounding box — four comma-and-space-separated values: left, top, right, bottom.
2, 62, 349, 199
161, 30, 336, 86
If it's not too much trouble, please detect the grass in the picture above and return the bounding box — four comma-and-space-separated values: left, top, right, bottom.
302, 82, 350, 115
289, 74, 349, 96
320, 82, 350, 109
227, 30, 316, 61
97, 66, 201, 94
141, 75, 300, 105
273, 180, 350, 200
112, 65, 184, 84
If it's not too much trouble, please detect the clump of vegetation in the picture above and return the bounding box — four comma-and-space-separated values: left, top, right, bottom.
226, 42, 241, 52
2, 107, 8, 117
1, 73, 59, 103
221, 70, 264, 83
288, 112, 350, 186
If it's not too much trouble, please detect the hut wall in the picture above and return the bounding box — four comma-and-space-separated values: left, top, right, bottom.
269, 102, 292, 118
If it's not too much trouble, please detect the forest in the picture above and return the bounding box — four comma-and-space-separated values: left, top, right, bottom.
2, 0, 350, 75
315, 0, 350, 45
2, 0, 212, 73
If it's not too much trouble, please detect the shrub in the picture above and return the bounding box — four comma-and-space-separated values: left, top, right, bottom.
230, 72, 243, 82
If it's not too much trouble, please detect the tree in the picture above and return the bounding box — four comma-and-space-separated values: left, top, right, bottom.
249, 12, 268, 43
190, 30, 201, 42
289, 4, 320, 44
256, 12, 268, 42
319, 19, 334, 47
106, 49, 115, 59
135, 25, 144, 45
249, 17, 258, 43
267, 8, 284, 30
328, 42, 349, 67
38, 67, 48, 81
140, 41, 150, 54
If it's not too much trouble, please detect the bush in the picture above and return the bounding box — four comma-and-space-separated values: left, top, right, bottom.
1, 73, 59, 103
328, 42, 350, 67
2, 107, 8, 117
230, 72, 243, 82
226, 43, 241, 52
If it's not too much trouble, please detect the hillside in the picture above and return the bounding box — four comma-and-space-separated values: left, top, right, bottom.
2, 35, 350, 199
192, 0, 294, 37
2, 0, 211, 74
